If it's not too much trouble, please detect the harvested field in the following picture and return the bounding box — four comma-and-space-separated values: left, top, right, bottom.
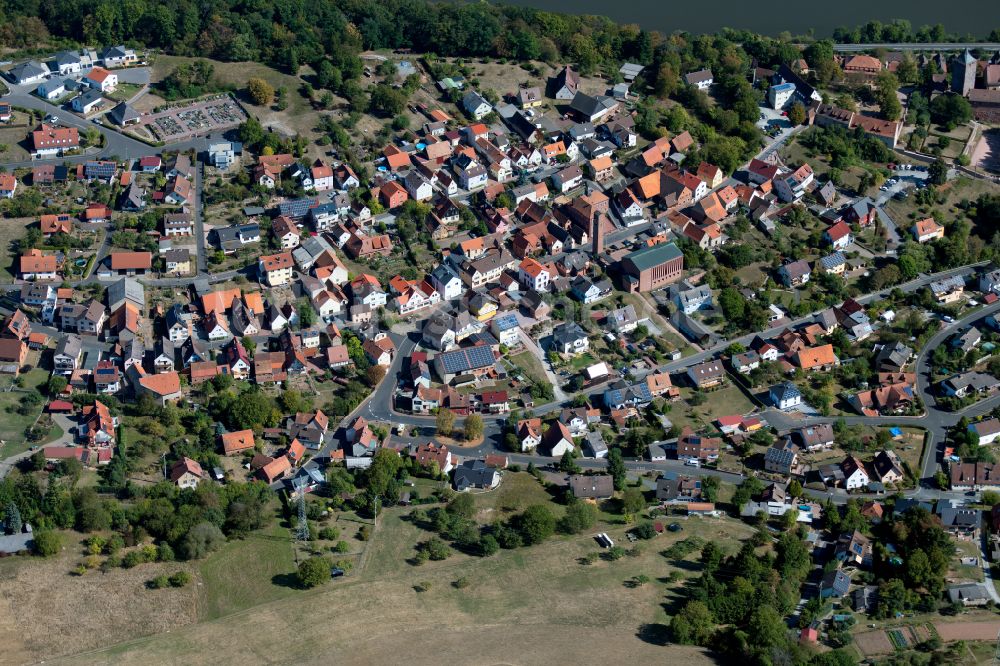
855, 629, 895, 657
0, 540, 200, 663
935, 620, 1000, 642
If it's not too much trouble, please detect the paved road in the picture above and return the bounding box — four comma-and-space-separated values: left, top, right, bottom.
194, 162, 208, 273
830, 43, 1000, 52
340, 262, 993, 507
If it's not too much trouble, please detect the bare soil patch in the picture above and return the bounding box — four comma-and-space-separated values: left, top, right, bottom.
855, 630, 895, 657
935, 620, 1000, 642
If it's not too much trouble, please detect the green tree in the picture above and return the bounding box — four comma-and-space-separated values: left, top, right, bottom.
446, 493, 475, 520
515, 504, 556, 545
787, 102, 806, 126
436, 409, 455, 437
247, 77, 275, 105
32, 530, 60, 557
181, 522, 225, 560
297, 556, 331, 588
559, 499, 597, 534
671, 600, 714, 645
464, 414, 484, 441
3, 501, 22, 534
621, 487, 645, 515
747, 605, 787, 650
608, 448, 626, 491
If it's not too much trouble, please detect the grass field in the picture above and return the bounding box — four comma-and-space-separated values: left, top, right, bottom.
48, 489, 752, 665
884, 176, 997, 233
670, 384, 757, 432
0, 366, 60, 458
198, 515, 297, 619
106, 83, 144, 103
0, 533, 201, 664
150, 55, 328, 156
0, 216, 33, 283
0, 123, 31, 162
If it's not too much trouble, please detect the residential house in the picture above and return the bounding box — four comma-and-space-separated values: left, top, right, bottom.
686, 361, 725, 389
454, 459, 501, 491
913, 217, 944, 243
778, 259, 811, 287
568, 474, 614, 500
841, 456, 871, 491
770, 382, 803, 410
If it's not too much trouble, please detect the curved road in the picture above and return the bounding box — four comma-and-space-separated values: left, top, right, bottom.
345, 265, 1000, 507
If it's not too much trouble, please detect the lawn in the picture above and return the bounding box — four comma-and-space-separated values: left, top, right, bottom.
63, 492, 753, 666
884, 176, 997, 234
672, 384, 758, 432
0, 366, 60, 459
0, 217, 33, 283
106, 83, 143, 103
509, 349, 547, 383
0, 123, 31, 163
948, 539, 984, 583
198, 513, 297, 619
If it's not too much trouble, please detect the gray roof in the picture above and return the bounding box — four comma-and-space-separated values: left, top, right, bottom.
948, 583, 990, 604
108, 102, 139, 126
552, 321, 588, 347
568, 92, 617, 119
765, 445, 796, 468
75, 88, 103, 107
684, 69, 714, 84
107, 277, 144, 311
55, 333, 82, 359
770, 381, 801, 402
9, 60, 48, 81
623, 242, 682, 272
53, 51, 81, 67
454, 459, 498, 490
820, 251, 846, 270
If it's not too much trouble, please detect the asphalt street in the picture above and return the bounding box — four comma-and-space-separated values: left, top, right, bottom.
346, 263, 999, 507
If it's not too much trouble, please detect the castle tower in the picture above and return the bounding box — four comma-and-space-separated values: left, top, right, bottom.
952, 49, 977, 96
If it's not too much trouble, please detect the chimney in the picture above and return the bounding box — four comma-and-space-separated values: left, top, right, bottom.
591, 213, 604, 256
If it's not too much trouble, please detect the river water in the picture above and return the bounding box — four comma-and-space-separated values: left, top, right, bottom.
496, 0, 1000, 38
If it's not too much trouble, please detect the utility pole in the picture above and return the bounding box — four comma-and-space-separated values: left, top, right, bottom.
373, 495, 380, 528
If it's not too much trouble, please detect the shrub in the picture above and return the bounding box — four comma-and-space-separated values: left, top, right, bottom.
157, 543, 176, 562
169, 571, 192, 587
297, 556, 331, 588
32, 530, 60, 557
318, 527, 340, 541
181, 522, 225, 560
149, 575, 170, 589
453, 576, 471, 589
122, 550, 145, 568
332, 540, 350, 553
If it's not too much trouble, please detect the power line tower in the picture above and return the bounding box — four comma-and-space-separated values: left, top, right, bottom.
295, 483, 310, 542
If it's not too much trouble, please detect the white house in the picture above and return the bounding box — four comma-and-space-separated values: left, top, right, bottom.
841, 456, 871, 491
769, 382, 802, 410
404, 172, 433, 201
462, 91, 493, 120
36, 79, 65, 100
430, 264, 463, 301
518, 258, 550, 292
